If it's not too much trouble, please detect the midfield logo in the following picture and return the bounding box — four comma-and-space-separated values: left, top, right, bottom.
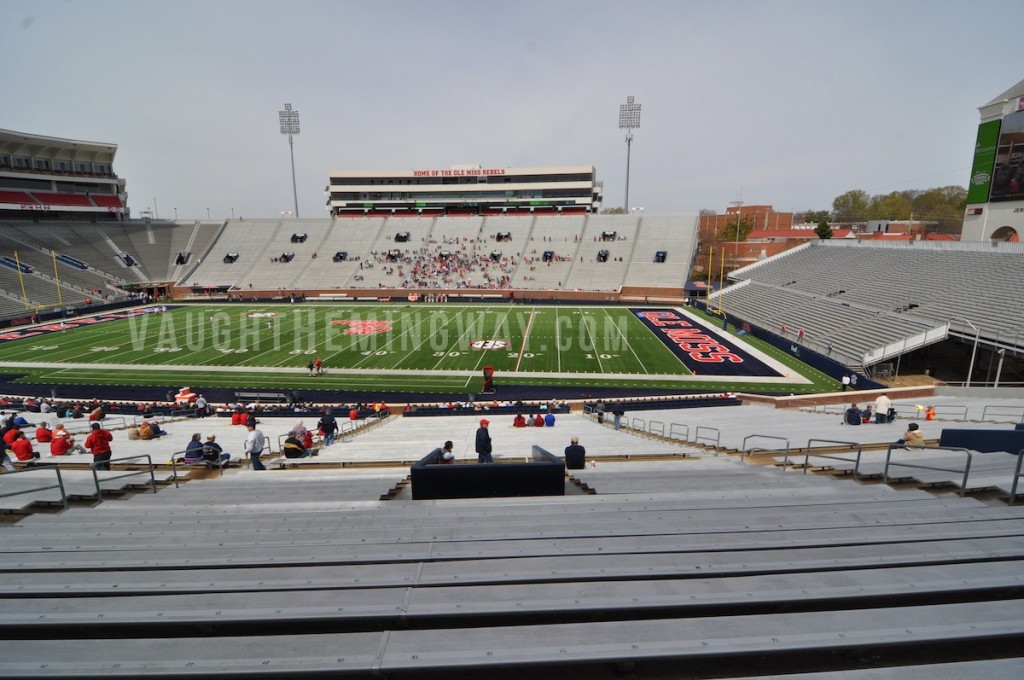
331, 319, 393, 335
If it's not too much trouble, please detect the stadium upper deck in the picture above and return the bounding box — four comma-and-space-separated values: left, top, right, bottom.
325, 164, 603, 216
0, 129, 126, 221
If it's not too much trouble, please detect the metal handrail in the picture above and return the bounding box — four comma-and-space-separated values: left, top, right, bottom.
931, 404, 969, 422
648, 420, 665, 437
91, 454, 157, 500
0, 463, 68, 509
60, 415, 132, 435
981, 405, 1024, 424
1010, 449, 1023, 506
802, 439, 863, 478
883, 444, 973, 497
668, 423, 690, 442
694, 426, 720, 456
741, 434, 790, 461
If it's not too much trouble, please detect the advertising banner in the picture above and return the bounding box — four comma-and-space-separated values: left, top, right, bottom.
967, 120, 1000, 204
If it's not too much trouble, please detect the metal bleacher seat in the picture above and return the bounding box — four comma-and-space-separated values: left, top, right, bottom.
726, 239, 1024, 357
1, 439, 1022, 678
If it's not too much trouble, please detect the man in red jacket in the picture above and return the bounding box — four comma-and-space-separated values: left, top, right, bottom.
84, 422, 113, 470
10, 431, 38, 462
50, 431, 87, 456
35, 422, 53, 444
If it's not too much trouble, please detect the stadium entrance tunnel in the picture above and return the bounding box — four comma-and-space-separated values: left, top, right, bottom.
990, 225, 1020, 242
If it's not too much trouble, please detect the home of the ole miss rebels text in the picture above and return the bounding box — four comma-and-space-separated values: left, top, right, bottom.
632, 309, 781, 377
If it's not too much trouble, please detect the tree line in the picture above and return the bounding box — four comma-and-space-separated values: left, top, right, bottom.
807, 185, 967, 233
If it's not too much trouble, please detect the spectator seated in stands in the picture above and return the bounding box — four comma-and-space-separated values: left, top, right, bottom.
288, 420, 317, 455
544, 412, 556, 427
138, 420, 165, 440
51, 429, 87, 456
427, 440, 455, 465
183, 433, 206, 463
896, 422, 925, 448
202, 435, 230, 466
282, 433, 311, 459
300, 429, 316, 455
2, 423, 22, 447
512, 413, 527, 428
89, 406, 105, 422
230, 408, 247, 426
885, 407, 898, 424
861, 405, 873, 424
12, 414, 33, 428
10, 431, 38, 462
844, 404, 862, 426
35, 422, 53, 444
532, 414, 545, 427
564, 436, 586, 470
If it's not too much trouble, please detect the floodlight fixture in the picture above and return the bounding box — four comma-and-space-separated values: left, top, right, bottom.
619, 95, 641, 131
279, 103, 301, 217
618, 96, 641, 212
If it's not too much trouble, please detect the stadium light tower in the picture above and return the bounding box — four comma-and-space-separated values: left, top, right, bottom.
618, 95, 641, 212
279, 103, 301, 218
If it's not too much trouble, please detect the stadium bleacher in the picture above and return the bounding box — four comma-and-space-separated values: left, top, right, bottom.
720, 240, 1024, 359
621, 214, 699, 290
30, 191, 92, 207
0, 404, 1022, 678
0, 190, 36, 204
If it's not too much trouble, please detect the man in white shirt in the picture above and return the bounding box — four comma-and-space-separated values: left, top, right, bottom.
244, 423, 267, 470
194, 394, 208, 418
874, 393, 893, 424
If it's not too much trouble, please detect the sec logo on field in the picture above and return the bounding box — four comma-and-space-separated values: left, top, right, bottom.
469, 339, 509, 350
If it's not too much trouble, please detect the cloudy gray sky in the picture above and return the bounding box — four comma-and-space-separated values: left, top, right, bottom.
3, 0, 1020, 220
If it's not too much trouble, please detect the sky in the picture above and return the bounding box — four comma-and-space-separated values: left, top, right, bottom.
2, 0, 1022, 221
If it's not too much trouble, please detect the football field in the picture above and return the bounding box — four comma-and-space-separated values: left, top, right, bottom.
0, 303, 834, 394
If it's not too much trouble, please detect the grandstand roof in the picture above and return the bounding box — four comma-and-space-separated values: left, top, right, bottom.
982, 77, 1024, 108
0, 128, 117, 160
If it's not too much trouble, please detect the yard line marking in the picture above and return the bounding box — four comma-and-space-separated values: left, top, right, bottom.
389, 309, 458, 370
581, 311, 605, 373
514, 307, 537, 372
469, 304, 516, 375
602, 307, 649, 374
555, 308, 562, 373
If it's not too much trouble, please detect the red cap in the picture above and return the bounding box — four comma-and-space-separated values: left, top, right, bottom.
480, 419, 490, 426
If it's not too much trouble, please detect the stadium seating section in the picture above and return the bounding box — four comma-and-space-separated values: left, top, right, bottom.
1, 216, 1022, 376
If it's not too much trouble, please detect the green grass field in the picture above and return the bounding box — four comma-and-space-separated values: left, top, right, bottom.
0, 303, 838, 394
